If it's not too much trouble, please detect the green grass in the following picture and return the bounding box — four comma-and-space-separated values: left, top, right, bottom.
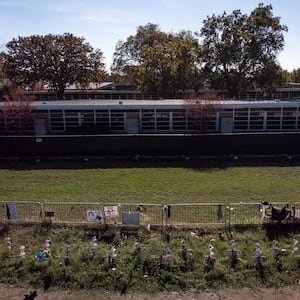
0, 225, 300, 293
0, 157, 300, 204
1, 157, 300, 293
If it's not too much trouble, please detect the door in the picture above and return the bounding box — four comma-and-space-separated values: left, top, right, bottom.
126, 118, 139, 134
220, 117, 233, 133
34, 119, 48, 135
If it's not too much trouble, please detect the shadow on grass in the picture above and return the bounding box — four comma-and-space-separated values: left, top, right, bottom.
263, 223, 300, 240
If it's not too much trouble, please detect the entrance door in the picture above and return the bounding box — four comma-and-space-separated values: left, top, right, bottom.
220, 117, 233, 133
127, 118, 139, 134
34, 119, 48, 135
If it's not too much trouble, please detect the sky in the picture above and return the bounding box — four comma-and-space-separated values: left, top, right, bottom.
0, 0, 299, 72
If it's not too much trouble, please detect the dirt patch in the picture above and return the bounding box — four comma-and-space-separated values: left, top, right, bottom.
1, 286, 300, 300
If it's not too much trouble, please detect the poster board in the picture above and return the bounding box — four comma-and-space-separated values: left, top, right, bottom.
5, 202, 19, 221
122, 212, 140, 225
86, 210, 102, 222
104, 206, 119, 218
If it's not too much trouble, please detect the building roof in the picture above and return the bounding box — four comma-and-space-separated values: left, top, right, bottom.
1, 99, 300, 110
33, 99, 185, 110
30, 98, 300, 111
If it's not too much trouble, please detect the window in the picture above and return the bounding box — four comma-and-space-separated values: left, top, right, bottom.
266, 108, 281, 130
156, 110, 170, 130
95, 110, 109, 127
110, 111, 125, 131
172, 110, 186, 130
234, 109, 249, 130
249, 109, 264, 130
141, 110, 155, 131
49, 110, 64, 131
282, 108, 296, 130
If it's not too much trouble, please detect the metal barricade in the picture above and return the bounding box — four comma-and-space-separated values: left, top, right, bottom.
1, 201, 298, 226
228, 202, 291, 225
165, 203, 225, 225
228, 203, 262, 225
0, 201, 42, 224
103, 203, 163, 225
43, 202, 103, 224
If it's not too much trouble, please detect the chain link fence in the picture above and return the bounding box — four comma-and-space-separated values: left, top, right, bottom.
0, 201, 298, 226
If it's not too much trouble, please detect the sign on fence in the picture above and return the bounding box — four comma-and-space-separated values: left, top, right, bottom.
5, 202, 19, 221
87, 210, 102, 223
104, 206, 119, 218
122, 212, 140, 225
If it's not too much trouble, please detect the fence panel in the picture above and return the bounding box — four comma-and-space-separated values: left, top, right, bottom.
43, 202, 103, 224
0, 201, 42, 223
1, 201, 298, 226
42, 203, 163, 225
103, 203, 163, 225
229, 202, 292, 225
165, 203, 225, 225
228, 203, 262, 225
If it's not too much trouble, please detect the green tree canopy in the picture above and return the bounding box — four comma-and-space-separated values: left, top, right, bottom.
111, 23, 200, 97
290, 68, 300, 83
2, 33, 107, 99
199, 3, 288, 97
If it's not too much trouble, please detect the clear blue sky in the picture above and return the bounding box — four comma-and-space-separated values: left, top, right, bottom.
1, 0, 299, 72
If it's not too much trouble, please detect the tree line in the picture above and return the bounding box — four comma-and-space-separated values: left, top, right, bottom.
1, 3, 299, 99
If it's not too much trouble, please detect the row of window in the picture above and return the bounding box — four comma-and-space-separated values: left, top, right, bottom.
46, 108, 300, 133
47, 109, 217, 132
1, 107, 300, 133
234, 108, 300, 130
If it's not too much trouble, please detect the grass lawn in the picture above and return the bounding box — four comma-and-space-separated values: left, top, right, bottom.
1, 156, 300, 293
0, 156, 300, 204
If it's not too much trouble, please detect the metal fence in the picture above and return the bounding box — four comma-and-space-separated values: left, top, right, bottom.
227, 203, 264, 225
0, 201, 42, 224
164, 203, 225, 226
0, 201, 299, 226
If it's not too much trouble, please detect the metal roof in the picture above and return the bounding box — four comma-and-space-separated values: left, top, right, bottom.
33, 99, 185, 110
5, 98, 300, 110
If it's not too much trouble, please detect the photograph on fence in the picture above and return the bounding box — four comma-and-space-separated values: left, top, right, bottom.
86, 210, 102, 222
104, 205, 119, 218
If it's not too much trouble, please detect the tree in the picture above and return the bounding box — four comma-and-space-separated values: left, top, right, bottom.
111, 24, 199, 97
0, 52, 5, 80
278, 68, 292, 85
0, 85, 34, 133
255, 60, 283, 95
199, 3, 288, 97
111, 23, 167, 80
2, 33, 107, 99
184, 93, 223, 132
290, 68, 300, 83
